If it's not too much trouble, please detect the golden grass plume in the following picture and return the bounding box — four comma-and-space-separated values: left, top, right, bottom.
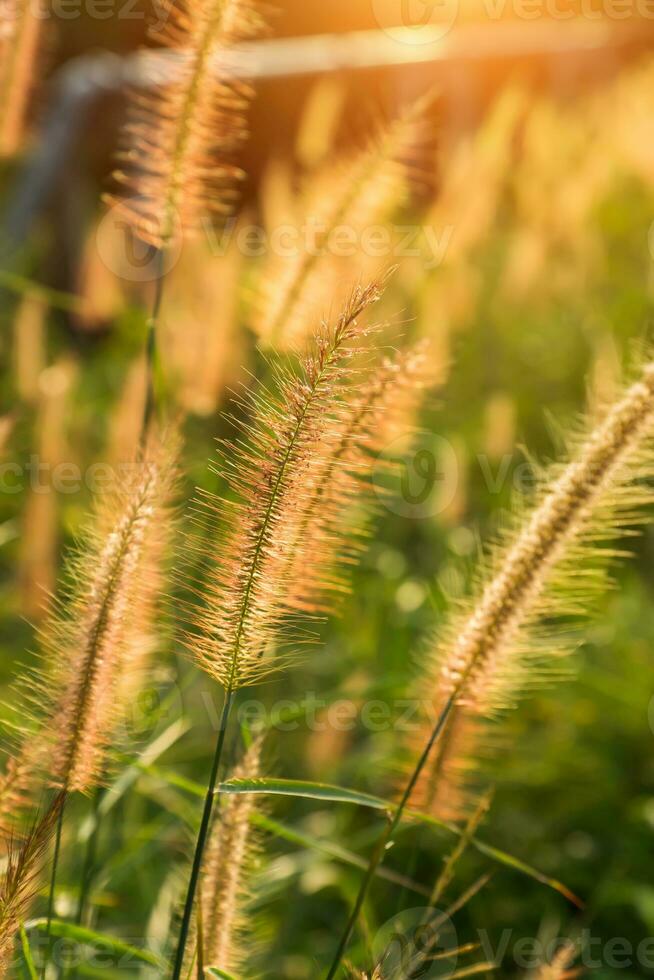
2, 439, 176, 816
186, 280, 431, 694
410, 358, 654, 820
186, 281, 387, 691
188, 738, 262, 975
108, 0, 265, 247
254, 96, 432, 348
0, 791, 65, 976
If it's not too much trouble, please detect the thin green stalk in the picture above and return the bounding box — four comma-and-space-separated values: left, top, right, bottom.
325, 695, 455, 980
41, 789, 67, 979
170, 690, 235, 980
74, 784, 103, 927
141, 247, 166, 445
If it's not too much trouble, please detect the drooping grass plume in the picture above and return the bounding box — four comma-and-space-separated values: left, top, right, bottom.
186, 280, 388, 692
174, 280, 432, 976
0, 791, 65, 976
281, 343, 431, 615
185, 739, 262, 976
409, 357, 654, 822
0, 0, 44, 157
328, 358, 654, 977
108, 0, 266, 248
1, 438, 176, 824
254, 96, 432, 348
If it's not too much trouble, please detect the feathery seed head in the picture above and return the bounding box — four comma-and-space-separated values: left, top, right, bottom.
0, 792, 65, 976
197, 740, 262, 973
254, 96, 434, 348
186, 281, 389, 692
5, 440, 176, 801
108, 0, 265, 248
410, 360, 654, 820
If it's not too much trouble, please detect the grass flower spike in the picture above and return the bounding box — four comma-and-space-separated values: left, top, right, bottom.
3, 440, 176, 806
173, 279, 434, 976
187, 739, 262, 975
255, 96, 431, 347
329, 358, 654, 977
411, 359, 654, 820
0, 792, 65, 976
109, 0, 265, 247
188, 281, 386, 692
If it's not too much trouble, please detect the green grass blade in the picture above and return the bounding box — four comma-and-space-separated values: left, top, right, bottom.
19, 924, 38, 980
0, 269, 87, 313
206, 969, 239, 979
25, 919, 164, 968
252, 812, 431, 898
139, 767, 580, 905
220, 778, 582, 906
220, 777, 390, 811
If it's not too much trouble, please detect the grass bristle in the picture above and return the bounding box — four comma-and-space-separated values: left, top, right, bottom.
0, 792, 65, 975
107, 0, 266, 247
2, 439, 176, 808
410, 359, 654, 820
254, 95, 433, 348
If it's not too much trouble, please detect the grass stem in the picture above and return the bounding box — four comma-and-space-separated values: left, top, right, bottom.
41, 789, 67, 979
141, 247, 166, 445
75, 783, 103, 928
170, 689, 235, 980
325, 696, 455, 980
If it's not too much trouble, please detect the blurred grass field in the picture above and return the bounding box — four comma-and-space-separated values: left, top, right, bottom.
2, 19, 654, 979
